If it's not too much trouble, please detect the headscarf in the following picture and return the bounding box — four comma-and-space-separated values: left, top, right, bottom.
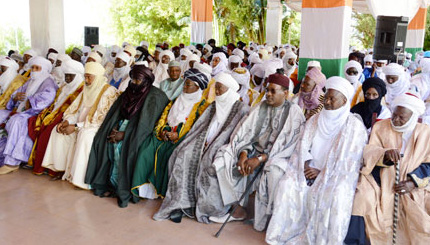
48, 53, 58, 65
23, 49, 38, 72
391, 91, 425, 133
93, 45, 107, 65
154, 50, 175, 86
211, 52, 228, 77
54, 60, 84, 111
228, 55, 242, 70
382, 63, 410, 106
193, 62, 212, 81
112, 51, 131, 82
263, 58, 283, 78
351, 77, 387, 129
52, 54, 71, 86
0, 58, 19, 94
344, 60, 363, 91
317, 76, 354, 139
250, 63, 265, 92
282, 49, 297, 77
83, 62, 107, 107
182, 54, 199, 73
109, 45, 121, 63
87, 52, 102, 64
249, 53, 262, 65
206, 72, 241, 144
364, 54, 373, 68
123, 45, 137, 59
232, 48, 245, 60
82, 46, 91, 63
167, 69, 208, 127
180, 48, 193, 70
258, 49, 270, 61
230, 68, 250, 104
120, 65, 154, 119
298, 67, 326, 110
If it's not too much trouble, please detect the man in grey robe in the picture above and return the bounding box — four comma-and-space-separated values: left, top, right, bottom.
153, 72, 248, 223
199, 72, 305, 231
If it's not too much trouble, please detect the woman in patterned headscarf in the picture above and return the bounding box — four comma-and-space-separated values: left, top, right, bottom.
131, 68, 210, 204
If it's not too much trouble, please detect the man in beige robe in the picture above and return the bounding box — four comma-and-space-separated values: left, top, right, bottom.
346, 91, 430, 244
42, 62, 118, 189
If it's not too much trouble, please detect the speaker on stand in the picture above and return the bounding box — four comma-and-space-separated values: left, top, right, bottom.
84, 26, 99, 47
373, 16, 409, 64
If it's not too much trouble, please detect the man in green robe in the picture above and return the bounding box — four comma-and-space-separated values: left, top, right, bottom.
85, 64, 169, 208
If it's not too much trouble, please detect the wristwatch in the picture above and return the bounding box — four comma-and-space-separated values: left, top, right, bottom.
74, 124, 79, 131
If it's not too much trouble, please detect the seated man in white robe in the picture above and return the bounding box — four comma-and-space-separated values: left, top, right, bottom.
266, 77, 368, 244
42, 62, 118, 189
198, 72, 305, 230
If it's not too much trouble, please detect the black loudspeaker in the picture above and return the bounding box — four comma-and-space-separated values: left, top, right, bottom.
84, 26, 99, 47
373, 16, 409, 62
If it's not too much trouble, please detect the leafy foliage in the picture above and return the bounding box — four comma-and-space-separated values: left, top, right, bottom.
424, 7, 430, 50
110, 0, 191, 48
0, 27, 30, 55
351, 11, 376, 49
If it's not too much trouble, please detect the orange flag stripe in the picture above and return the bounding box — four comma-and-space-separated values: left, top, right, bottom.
408, 7, 427, 30
191, 0, 213, 22
302, 0, 353, 8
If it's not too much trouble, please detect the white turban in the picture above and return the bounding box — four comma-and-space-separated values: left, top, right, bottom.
382, 63, 404, 76
391, 91, 425, 133
325, 76, 354, 102
393, 92, 425, 116
307, 60, 321, 70
123, 45, 136, 58
82, 46, 91, 54
48, 53, 58, 63
62, 59, 84, 75
29, 56, 53, 74
364, 54, 373, 63
56, 54, 71, 64
263, 58, 283, 78
283, 49, 297, 61
230, 68, 251, 104
344, 60, 363, 74
93, 45, 106, 57
115, 51, 131, 63
110, 45, 121, 54
194, 62, 212, 81
249, 53, 262, 64
140, 41, 149, 48
250, 63, 265, 78
87, 52, 102, 64
204, 44, 213, 53
24, 49, 38, 58
0, 57, 19, 71
258, 49, 269, 60
228, 55, 242, 69
376, 60, 388, 64
180, 48, 193, 58
159, 50, 175, 63
214, 72, 240, 92
232, 48, 245, 60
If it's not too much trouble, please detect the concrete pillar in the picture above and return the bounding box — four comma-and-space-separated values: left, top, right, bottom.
29, 0, 65, 55
191, 0, 213, 45
265, 0, 283, 46
405, 6, 428, 59
298, 0, 353, 80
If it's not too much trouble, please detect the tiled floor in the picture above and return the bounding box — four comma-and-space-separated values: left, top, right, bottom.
0, 169, 266, 245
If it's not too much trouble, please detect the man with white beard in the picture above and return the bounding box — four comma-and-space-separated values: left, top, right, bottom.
108, 51, 131, 92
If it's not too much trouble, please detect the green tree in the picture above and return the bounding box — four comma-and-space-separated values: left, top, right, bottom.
0, 27, 30, 55
110, 0, 191, 48
424, 7, 430, 50
352, 12, 376, 49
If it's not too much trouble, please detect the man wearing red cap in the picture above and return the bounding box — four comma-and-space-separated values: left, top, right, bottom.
198, 71, 305, 232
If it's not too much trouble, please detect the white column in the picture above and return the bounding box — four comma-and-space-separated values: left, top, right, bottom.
265, 0, 283, 46
29, 0, 65, 55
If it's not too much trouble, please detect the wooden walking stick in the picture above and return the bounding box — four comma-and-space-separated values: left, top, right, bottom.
392, 154, 403, 244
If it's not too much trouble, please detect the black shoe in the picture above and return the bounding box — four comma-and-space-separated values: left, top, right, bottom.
170, 210, 183, 223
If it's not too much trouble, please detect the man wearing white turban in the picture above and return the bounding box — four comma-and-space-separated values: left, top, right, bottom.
267, 77, 368, 244
108, 45, 121, 64
52, 54, 72, 86
108, 51, 131, 92
28, 59, 85, 176
0, 57, 59, 174
20, 49, 38, 75
0, 58, 19, 95
202, 44, 213, 63
179, 48, 193, 74
228, 55, 242, 71
211, 52, 228, 77
230, 67, 259, 106
153, 72, 249, 223
153, 50, 175, 88
344, 60, 364, 93
86, 52, 102, 64
42, 62, 118, 189
204, 73, 304, 233
232, 48, 245, 60
347, 90, 430, 245
81, 46, 91, 64
383, 63, 410, 108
